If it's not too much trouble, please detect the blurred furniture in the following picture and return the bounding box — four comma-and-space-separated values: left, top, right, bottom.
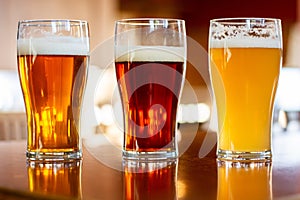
0, 70, 26, 140
0, 112, 26, 140
286, 23, 300, 67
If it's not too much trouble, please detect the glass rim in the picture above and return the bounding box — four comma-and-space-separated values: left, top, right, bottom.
115, 18, 185, 25
18, 19, 88, 25
210, 17, 281, 24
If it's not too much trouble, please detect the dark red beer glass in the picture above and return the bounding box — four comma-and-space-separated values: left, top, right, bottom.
115, 19, 186, 159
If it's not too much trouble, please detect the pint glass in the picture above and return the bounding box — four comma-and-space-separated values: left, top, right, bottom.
17, 20, 89, 160
115, 19, 186, 159
209, 18, 282, 161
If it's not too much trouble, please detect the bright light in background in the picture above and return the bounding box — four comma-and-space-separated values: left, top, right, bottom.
94, 103, 123, 147
96, 102, 211, 129
276, 67, 300, 111
93, 102, 209, 147
95, 104, 114, 126
178, 103, 210, 124
275, 67, 300, 131
0, 70, 24, 112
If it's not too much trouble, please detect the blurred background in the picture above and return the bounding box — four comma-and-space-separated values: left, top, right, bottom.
1, 0, 299, 69
0, 0, 299, 139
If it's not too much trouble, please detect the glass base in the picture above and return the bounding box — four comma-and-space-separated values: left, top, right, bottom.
26, 150, 82, 161
217, 149, 272, 162
122, 150, 177, 161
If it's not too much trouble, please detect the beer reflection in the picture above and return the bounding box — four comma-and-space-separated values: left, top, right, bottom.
217, 161, 272, 200
27, 161, 82, 199
123, 159, 178, 200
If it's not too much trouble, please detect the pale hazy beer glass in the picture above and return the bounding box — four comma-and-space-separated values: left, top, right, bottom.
209, 18, 282, 161
17, 20, 89, 160
115, 18, 186, 160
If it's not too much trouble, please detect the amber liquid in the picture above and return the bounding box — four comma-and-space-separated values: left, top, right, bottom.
18, 55, 88, 156
27, 161, 82, 198
210, 47, 281, 152
115, 61, 184, 153
123, 160, 177, 200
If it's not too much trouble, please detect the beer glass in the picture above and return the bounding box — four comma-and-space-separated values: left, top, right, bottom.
114, 18, 186, 160
17, 20, 89, 160
27, 161, 82, 199
209, 18, 282, 161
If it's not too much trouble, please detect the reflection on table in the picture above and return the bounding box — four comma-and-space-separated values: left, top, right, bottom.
217, 161, 272, 200
0, 127, 299, 199
123, 159, 178, 200
27, 161, 82, 199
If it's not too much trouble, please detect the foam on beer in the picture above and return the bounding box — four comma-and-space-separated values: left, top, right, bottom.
210, 37, 281, 48
115, 46, 185, 62
17, 37, 89, 55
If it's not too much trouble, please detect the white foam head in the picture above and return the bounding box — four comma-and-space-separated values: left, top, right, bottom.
17, 36, 89, 55
115, 46, 186, 62
209, 19, 282, 48
210, 37, 282, 48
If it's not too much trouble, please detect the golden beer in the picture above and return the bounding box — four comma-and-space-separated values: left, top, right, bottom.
209, 18, 282, 161
210, 47, 281, 152
18, 54, 88, 157
17, 20, 89, 160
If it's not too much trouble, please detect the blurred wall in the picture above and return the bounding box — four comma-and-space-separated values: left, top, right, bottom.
298, 0, 300, 21
0, 0, 299, 75
285, 0, 300, 67
119, 0, 298, 85
0, 0, 118, 69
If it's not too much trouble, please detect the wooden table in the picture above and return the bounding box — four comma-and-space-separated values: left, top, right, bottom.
0, 124, 300, 200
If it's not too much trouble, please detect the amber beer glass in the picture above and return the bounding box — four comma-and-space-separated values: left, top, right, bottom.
115, 19, 186, 159
209, 18, 282, 161
17, 20, 89, 160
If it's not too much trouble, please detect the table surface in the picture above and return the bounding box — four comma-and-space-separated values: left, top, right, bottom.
0, 123, 300, 200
